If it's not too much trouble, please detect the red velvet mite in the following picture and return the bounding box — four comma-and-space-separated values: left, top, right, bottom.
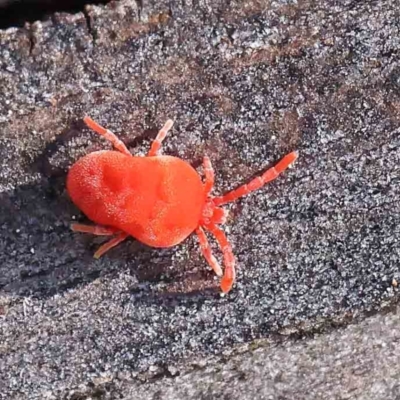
67, 116, 298, 293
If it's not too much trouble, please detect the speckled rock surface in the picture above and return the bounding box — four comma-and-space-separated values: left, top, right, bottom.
0, 0, 399, 399
127, 306, 400, 400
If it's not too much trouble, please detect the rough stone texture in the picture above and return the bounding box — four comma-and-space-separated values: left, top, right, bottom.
128, 306, 400, 400
0, 0, 399, 399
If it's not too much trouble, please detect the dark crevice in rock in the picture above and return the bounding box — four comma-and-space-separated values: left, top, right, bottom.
26, 24, 35, 55
0, 0, 111, 29
134, 0, 143, 22
82, 6, 95, 46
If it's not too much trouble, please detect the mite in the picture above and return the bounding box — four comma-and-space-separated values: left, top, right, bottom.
67, 116, 298, 293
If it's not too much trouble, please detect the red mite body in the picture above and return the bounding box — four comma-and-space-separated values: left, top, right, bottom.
67, 116, 298, 293
68, 152, 205, 248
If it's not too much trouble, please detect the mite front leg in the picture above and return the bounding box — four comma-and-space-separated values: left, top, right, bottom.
196, 226, 223, 277
71, 223, 121, 236
94, 232, 129, 259
205, 223, 236, 293
213, 151, 298, 206
147, 119, 174, 156
203, 156, 215, 197
83, 116, 132, 157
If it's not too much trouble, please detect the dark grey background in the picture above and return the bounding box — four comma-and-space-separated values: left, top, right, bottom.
0, 0, 110, 28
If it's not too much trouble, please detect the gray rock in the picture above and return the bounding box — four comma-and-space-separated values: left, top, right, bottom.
128, 306, 400, 400
0, 0, 399, 398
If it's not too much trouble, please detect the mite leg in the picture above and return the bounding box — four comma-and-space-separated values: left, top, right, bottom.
83, 116, 131, 156
196, 226, 223, 277
213, 151, 298, 206
147, 119, 174, 156
203, 156, 215, 197
205, 223, 235, 293
94, 232, 129, 259
71, 223, 121, 236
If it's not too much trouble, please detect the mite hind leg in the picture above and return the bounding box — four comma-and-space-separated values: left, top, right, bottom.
83, 116, 131, 156
71, 223, 121, 236
94, 232, 129, 259
147, 119, 174, 156
71, 223, 129, 258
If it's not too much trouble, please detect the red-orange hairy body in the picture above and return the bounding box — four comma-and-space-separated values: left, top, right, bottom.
67, 151, 206, 247
66, 116, 298, 294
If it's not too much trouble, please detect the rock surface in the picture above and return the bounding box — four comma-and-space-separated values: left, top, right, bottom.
0, 0, 399, 399
125, 306, 400, 400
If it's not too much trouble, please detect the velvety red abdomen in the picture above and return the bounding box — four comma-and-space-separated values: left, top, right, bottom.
67, 151, 206, 247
